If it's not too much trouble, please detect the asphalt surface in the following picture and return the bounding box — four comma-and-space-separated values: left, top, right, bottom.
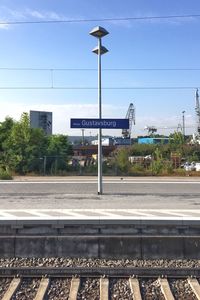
1, 176, 200, 195
0, 176, 200, 210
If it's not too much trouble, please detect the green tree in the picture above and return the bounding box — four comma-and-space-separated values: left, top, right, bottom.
4, 113, 47, 174
151, 148, 164, 175
0, 117, 15, 171
169, 132, 184, 150
115, 148, 130, 173
46, 134, 73, 174
0, 117, 14, 150
0, 113, 73, 175
28, 128, 48, 173
5, 113, 34, 173
182, 144, 200, 162
129, 144, 156, 156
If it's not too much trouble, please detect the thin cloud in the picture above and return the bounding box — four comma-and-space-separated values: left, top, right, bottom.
0, 102, 195, 136
0, 23, 9, 30
0, 7, 66, 29
0, 103, 127, 135
135, 114, 195, 136
25, 9, 65, 21
0, 6, 26, 29
0, 6, 198, 29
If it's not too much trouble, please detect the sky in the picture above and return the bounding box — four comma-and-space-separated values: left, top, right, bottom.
0, 0, 200, 137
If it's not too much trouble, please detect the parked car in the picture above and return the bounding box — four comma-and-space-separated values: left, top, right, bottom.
182, 162, 196, 171
181, 162, 200, 171
195, 162, 200, 171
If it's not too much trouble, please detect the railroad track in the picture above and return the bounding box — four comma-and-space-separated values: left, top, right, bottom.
1, 267, 200, 299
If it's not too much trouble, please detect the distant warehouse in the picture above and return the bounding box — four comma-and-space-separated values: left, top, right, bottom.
138, 137, 170, 144
30, 110, 52, 135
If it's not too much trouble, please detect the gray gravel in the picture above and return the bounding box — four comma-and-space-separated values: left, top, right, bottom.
169, 279, 197, 300
77, 278, 99, 300
0, 258, 200, 299
110, 279, 132, 300
47, 278, 71, 300
0, 278, 12, 298
140, 279, 165, 300
11, 278, 40, 300
1, 258, 200, 268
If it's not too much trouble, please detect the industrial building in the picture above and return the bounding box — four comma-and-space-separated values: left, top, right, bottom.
30, 110, 52, 135
138, 137, 170, 144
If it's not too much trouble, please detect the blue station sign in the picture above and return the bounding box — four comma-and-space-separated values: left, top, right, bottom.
71, 118, 129, 129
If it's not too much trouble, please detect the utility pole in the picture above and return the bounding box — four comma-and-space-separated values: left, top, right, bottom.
195, 89, 200, 135
81, 129, 85, 145
182, 110, 185, 139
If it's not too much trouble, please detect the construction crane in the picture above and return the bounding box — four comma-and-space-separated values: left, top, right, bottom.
195, 88, 200, 135
122, 103, 135, 139
144, 124, 185, 135
144, 126, 157, 135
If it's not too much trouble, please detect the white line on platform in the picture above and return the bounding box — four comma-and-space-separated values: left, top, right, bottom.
1, 181, 200, 184
119, 210, 158, 217
22, 210, 53, 218
0, 211, 18, 218
93, 209, 124, 218
162, 210, 191, 217
62, 210, 90, 217
0, 209, 199, 220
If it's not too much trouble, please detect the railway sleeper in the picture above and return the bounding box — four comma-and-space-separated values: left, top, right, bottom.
69, 277, 80, 300
34, 277, 50, 300
129, 277, 142, 300
2, 278, 21, 300
100, 277, 109, 300
159, 278, 175, 300
188, 278, 200, 300
1, 275, 200, 299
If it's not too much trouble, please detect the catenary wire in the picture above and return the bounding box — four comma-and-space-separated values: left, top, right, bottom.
1, 67, 200, 71
0, 86, 199, 90
0, 14, 200, 25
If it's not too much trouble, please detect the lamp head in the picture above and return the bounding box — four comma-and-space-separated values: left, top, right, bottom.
90, 26, 109, 38
92, 45, 108, 55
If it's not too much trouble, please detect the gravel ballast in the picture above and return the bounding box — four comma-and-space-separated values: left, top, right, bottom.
1, 258, 200, 268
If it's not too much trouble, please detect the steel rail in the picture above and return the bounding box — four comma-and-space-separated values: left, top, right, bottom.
0, 267, 199, 278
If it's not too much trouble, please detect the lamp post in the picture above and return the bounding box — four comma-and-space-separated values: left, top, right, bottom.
90, 26, 109, 195
182, 110, 185, 139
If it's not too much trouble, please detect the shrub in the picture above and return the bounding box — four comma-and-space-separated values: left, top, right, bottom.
0, 169, 13, 180
174, 168, 187, 176
163, 161, 174, 175
151, 160, 163, 175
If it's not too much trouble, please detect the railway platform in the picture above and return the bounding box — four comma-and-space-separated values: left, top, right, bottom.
1, 177, 200, 259
0, 207, 200, 259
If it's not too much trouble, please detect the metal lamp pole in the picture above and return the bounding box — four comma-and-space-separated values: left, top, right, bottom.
98, 37, 103, 194
90, 26, 109, 195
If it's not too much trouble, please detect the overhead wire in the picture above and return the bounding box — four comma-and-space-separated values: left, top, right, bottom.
0, 69, 199, 90
0, 68, 199, 90
0, 14, 200, 25
0, 12, 199, 90
0, 86, 199, 90
1, 67, 200, 71
0, 13, 199, 73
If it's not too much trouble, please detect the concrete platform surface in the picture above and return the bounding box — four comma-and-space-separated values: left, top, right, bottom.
1, 177, 200, 258
1, 176, 200, 222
